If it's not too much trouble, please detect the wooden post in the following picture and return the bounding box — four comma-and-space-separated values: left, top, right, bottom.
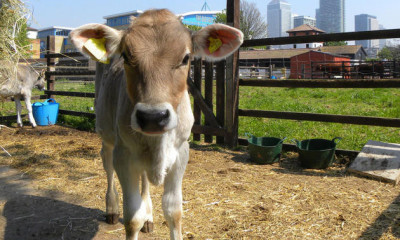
269, 65, 273, 79
216, 60, 226, 144
193, 58, 202, 141
204, 61, 213, 143
46, 36, 56, 99
310, 62, 313, 79
225, 0, 240, 148
342, 61, 345, 79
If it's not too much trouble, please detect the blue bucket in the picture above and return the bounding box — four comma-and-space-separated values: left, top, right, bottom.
32, 98, 59, 126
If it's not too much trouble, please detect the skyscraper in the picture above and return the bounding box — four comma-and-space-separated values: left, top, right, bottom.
293, 16, 316, 28
267, 0, 292, 38
316, 0, 345, 33
355, 14, 379, 57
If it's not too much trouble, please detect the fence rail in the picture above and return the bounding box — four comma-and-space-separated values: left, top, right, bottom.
238, 109, 400, 128
240, 79, 400, 88
242, 29, 400, 48
44, 90, 95, 98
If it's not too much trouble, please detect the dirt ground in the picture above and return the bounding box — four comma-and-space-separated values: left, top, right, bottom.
0, 125, 400, 240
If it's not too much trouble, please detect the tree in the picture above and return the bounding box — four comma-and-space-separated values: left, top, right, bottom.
240, 1, 267, 40
323, 41, 348, 46
378, 46, 400, 60
214, 11, 226, 25
214, 0, 267, 40
184, 24, 202, 32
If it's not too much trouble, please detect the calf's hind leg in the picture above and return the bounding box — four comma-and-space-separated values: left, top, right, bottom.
101, 142, 120, 224
14, 96, 23, 127
24, 94, 37, 127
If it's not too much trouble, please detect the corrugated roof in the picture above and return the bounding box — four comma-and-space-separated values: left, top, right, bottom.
294, 50, 351, 59
240, 45, 366, 60
317, 45, 365, 55
240, 49, 312, 60
287, 24, 325, 33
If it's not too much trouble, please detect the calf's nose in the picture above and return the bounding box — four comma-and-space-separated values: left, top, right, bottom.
136, 109, 170, 133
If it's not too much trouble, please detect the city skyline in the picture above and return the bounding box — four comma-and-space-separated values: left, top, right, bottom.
28, 0, 399, 33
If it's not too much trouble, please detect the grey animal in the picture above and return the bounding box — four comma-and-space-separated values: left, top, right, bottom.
0, 64, 46, 127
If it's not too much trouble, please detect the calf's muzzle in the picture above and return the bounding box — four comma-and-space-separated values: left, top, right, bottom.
136, 108, 170, 133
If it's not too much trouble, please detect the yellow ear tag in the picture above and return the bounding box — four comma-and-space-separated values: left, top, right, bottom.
208, 37, 222, 54
83, 38, 110, 64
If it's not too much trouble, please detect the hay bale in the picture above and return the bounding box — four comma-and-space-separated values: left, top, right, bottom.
0, 0, 30, 87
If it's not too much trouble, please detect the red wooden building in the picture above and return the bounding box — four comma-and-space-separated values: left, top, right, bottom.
290, 50, 351, 79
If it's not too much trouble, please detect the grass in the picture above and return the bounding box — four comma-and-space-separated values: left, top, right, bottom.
1, 79, 400, 151
239, 87, 400, 151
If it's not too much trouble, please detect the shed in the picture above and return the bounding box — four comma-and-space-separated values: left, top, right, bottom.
239, 49, 311, 68
318, 45, 367, 60
290, 50, 351, 79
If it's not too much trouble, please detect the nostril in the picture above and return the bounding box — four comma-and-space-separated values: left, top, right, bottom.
136, 109, 170, 132
159, 110, 170, 125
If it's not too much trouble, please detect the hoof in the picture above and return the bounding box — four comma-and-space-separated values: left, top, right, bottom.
140, 221, 154, 233
105, 213, 120, 224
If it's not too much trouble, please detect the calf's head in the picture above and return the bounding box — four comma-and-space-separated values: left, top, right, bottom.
70, 9, 243, 135
35, 69, 46, 91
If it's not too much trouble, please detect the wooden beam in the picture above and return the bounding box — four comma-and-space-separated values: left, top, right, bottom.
216, 60, 226, 144
46, 70, 95, 76
191, 124, 226, 137
225, 0, 240, 148
238, 109, 400, 128
187, 77, 221, 128
192, 59, 202, 141
44, 52, 85, 58
44, 90, 95, 98
46, 36, 56, 99
242, 28, 400, 48
204, 61, 213, 143
58, 109, 95, 118
239, 79, 400, 88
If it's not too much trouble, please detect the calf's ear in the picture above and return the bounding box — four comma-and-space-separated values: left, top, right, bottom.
192, 24, 243, 61
69, 24, 123, 64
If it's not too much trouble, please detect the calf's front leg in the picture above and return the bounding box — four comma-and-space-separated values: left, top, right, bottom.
14, 96, 23, 127
162, 142, 189, 240
114, 145, 148, 240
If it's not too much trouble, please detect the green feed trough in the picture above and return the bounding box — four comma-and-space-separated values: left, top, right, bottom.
247, 135, 286, 164
293, 137, 342, 169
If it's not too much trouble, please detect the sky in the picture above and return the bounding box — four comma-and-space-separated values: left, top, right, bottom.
27, 0, 400, 32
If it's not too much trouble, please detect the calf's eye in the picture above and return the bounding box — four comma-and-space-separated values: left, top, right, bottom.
181, 54, 190, 66
121, 52, 129, 63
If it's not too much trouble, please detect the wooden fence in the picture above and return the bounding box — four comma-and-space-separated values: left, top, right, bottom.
226, 1, 400, 155
2, 0, 400, 156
